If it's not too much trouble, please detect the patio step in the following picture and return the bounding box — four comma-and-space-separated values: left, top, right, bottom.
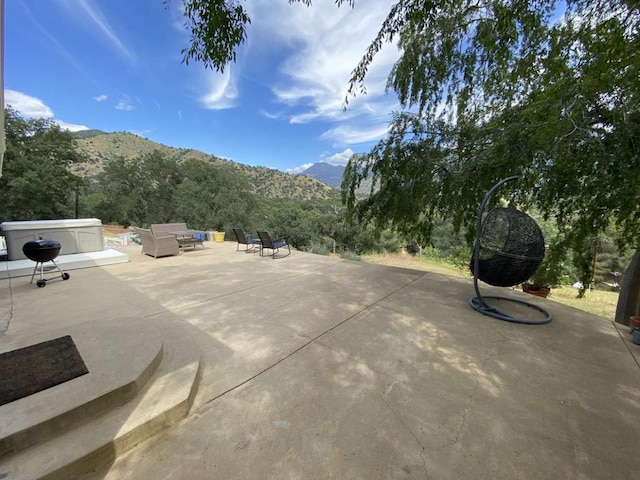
0, 318, 202, 480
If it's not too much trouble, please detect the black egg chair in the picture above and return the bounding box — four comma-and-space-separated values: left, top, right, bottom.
469, 176, 552, 324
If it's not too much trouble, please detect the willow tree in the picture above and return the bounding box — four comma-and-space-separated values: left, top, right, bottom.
339, 0, 640, 324
177, 0, 639, 323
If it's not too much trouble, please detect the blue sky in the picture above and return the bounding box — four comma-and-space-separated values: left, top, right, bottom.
4, 0, 400, 174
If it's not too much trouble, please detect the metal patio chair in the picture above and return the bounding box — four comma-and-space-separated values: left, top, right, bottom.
257, 231, 290, 259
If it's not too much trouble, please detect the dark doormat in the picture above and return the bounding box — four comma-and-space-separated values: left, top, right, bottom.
0, 335, 89, 406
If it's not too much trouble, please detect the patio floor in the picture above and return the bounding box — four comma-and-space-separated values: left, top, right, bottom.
1, 240, 639, 479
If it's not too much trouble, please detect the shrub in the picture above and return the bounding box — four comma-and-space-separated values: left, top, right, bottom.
340, 251, 361, 261
309, 242, 330, 256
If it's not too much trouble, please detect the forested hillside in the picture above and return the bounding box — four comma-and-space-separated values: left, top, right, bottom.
73, 131, 335, 202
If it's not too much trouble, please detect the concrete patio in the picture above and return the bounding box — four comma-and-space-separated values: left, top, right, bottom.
1, 240, 639, 479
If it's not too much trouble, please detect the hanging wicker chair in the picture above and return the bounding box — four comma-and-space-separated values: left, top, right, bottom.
469, 177, 552, 324
470, 207, 545, 287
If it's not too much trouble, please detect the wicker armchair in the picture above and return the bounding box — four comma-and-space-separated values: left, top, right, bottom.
134, 228, 179, 258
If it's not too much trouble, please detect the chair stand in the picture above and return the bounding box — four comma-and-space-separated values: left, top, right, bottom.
469, 176, 552, 325
469, 278, 552, 325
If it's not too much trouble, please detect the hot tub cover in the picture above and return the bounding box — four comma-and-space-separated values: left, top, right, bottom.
1, 218, 102, 231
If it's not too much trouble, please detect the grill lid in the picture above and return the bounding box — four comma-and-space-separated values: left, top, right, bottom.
22, 239, 62, 262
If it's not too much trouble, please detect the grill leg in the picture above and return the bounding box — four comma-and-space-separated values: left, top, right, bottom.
29, 260, 67, 285
29, 262, 43, 284
49, 259, 64, 276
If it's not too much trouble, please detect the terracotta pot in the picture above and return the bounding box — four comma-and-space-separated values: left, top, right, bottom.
523, 283, 550, 298
629, 316, 640, 329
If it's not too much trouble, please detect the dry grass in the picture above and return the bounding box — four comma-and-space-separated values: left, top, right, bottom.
361, 252, 619, 320
547, 287, 619, 320
361, 252, 471, 278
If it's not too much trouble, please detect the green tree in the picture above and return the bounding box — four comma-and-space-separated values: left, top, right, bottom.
339, 0, 640, 321
264, 202, 319, 249
97, 151, 182, 226
96, 151, 257, 231
174, 159, 257, 231
97, 152, 174, 226
0, 108, 85, 221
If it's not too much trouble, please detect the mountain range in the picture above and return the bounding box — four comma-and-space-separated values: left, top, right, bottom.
71, 130, 338, 202
299, 162, 346, 188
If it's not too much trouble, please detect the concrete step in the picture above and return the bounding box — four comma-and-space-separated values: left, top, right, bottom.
1, 319, 164, 458
0, 317, 201, 480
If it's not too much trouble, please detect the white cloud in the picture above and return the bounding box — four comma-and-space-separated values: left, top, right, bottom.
22, 3, 92, 79
5, 90, 54, 118
321, 123, 389, 146
245, 0, 399, 146
129, 129, 153, 137
286, 162, 314, 174
57, 0, 135, 62
199, 68, 239, 110
115, 100, 135, 111
287, 150, 355, 173
5, 90, 88, 131
55, 120, 89, 132
94, 94, 108, 102
259, 109, 281, 120
321, 148, 356, 166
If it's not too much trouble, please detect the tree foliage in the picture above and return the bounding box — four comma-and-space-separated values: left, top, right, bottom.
174, 159, 257, 230
97, 151, 182, 226
341, 0, 640, 293
95, 151, 257, 230
0, 108, 85, 221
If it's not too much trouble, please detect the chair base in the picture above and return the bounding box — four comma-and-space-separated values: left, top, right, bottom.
469, 295, 552, 325
260, 243, 290, 259
237, 241, 260, 253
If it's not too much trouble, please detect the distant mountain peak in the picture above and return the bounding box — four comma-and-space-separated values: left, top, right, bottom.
299, 162, 345, 188
72, 129, 110, 139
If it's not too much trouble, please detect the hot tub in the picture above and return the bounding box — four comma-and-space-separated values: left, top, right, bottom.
1, 218, 104, 260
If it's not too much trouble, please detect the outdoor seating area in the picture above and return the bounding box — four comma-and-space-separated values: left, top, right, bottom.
1, 241, 639, 480
150, 223, 205, 251
231, 229, 290, 258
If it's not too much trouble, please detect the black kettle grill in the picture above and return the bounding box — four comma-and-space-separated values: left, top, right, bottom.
22, 238, 70, 288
